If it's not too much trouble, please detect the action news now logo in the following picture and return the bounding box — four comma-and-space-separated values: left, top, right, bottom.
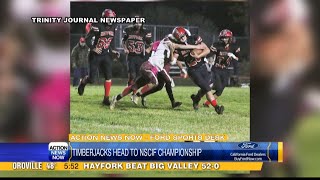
48, 142, 69, 161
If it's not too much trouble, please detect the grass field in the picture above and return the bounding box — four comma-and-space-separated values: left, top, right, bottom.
70, 85, 250, 142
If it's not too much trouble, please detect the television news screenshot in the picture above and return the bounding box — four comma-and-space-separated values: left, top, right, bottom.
0, 0, 319, 178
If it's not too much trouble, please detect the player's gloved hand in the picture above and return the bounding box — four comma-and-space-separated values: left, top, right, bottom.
236, 47, 241, 53
93, 48, 102, 54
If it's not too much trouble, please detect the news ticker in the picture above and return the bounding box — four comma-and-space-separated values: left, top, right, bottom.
0, 142, 283, 162
0, 162, 263, 171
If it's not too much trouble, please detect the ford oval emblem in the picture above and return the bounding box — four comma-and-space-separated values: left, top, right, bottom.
238, 142, 259, 149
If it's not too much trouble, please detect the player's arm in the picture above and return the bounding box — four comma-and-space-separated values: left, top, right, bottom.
209, 43, 220, 58
172, 53, 185, 70
232, 47, 241, 61
170, 52, 179, 65
172, 43, 203, 50
210, 44, 217, 53
177, 61, 188, 78
109, 40, 120, 60
227, 47, 240, 61
122, 28, 129, 54
85, 27, 96, 50
71, 46, 78, 69
144, 30, 152, 48
85, 25, 102, 54
190, 42, 210, 59
171, 53, 187, 74
107, 30, 120, 60
174, 53, 188, 77
235, 47, 241, 54
176, 60, 185, 70
145, 43, 153, 54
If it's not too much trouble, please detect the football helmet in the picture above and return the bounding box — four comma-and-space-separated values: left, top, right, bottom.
172, 27, 188, 43
219, 29, 233, 44
102, 9, 116, 18
102, 9, 116, 26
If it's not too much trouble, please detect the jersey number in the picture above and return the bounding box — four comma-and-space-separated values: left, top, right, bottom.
127, 40, 144, 54
97, 37, 113, 49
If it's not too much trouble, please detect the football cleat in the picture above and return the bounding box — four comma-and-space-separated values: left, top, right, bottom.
172, 101, 182, 109
102, 96, 110, 106
109, 96, 118, 110
214, 105, 224, 115
141, 97, 147, 107
131, 94, 139, 105
191, 94, 199, 111
77, 77, 88, 96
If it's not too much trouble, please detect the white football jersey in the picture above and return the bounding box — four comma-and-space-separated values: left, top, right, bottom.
148, 37, 171, 71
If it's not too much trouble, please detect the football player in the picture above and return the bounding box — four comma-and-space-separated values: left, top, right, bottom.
109, 27, 203, 110
135, 28, 189, 108
77, 9, 120, 106
176, 34, 224, 114
203, 29, 240, 107
122, 16, 152, 87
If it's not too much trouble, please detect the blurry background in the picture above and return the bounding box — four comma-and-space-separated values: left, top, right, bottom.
0, 0, 70, 142
0, 0, 319, 178
250, 0, 320, 177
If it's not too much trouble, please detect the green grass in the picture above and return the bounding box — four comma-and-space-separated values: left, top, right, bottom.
70, 85, 250, 142
69, 85, 249, 177
292, 113, 320, 177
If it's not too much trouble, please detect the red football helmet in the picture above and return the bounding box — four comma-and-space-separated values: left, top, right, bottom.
102, 9, 116, 18
219, 29, 233, 44
172, 27, 188, 42
219, 29, 233, 38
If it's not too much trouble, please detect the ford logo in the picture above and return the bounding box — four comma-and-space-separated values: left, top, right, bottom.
238, 142, 258, 149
